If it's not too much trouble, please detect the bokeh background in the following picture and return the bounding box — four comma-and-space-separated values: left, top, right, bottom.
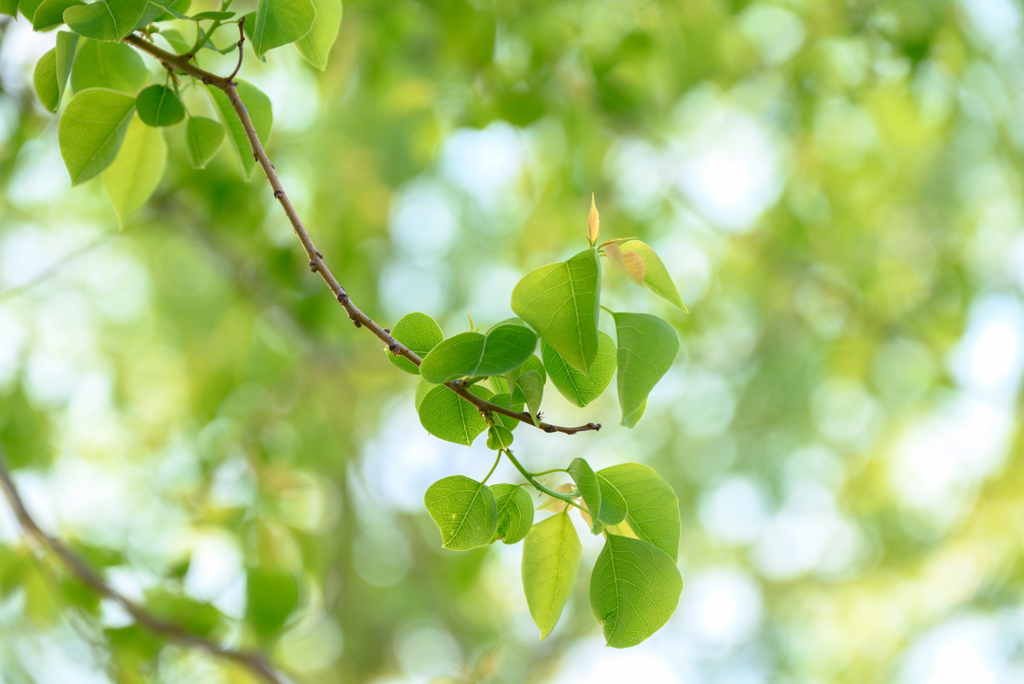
3, 0, 1024, 681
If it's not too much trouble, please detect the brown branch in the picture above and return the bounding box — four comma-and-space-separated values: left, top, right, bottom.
0, 450, 286, 684
122, 34, 601, 436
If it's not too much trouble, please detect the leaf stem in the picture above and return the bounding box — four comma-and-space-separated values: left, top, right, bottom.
502, 451, 588, 514
481, 451, 502, 485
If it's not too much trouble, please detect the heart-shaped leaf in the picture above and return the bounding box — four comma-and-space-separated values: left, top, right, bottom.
512, 248, 601, 374
416, 384, 492, 446
386, 312, 444, 375
251, 0, 316, 59
614, 312, 678, 428
185, 116, 225, 169
58, 88, 137, 185
522, 511, 581, 640
486, 425, 514, 451
597, 463, 680, 561
542, 331, 615, 408
64, 0, 148, 42
424, 475, 497, 551
617, 240, 687, 311
489, 484, 533, 544
420, 321, 537, 385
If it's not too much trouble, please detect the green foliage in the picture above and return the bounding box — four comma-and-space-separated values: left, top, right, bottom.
485, 424, 513, 450
515, 370, 544, 426
294, 0, 343, 70
594, 473, 627, 530
416, 384, 491, 446
135, 85, 185, 127
64, 0, 149, 42
419, 321, 537, 384
32, 0, 82, 31
488, 484, 533, 544
70, 40, 148, 94
598, 463, 680, 560
423, 475, 498, 550
101, 115, 166, 225
386, 311, 444, 375
521, 511, 581, 640
207, 80, 273, 180
0, 0, 17, 17
542, 331, 616, 408
613, 312, 679, 428
184, 116, 225, 169
58, 88, 136, 185
32, 48, 60, 113
614, 240, 687, 311
251, 0, 316, 59
567, 457, 601, 532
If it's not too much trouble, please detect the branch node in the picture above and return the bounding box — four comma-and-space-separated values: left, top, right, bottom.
309, 260, 318, 273
337, 293, 349, 305
273, 190, 284, 199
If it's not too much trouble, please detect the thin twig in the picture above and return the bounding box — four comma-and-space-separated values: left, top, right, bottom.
228, 17, 245, 83
121, 34, 601, 436
0, 450, 286, 684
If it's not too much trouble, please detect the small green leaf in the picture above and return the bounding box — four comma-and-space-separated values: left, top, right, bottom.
542, 331, 615, 408
32, 49, 59, 113
135, 84, 185, 127
32, 0, 83, 30
511, 248, 601, 374
207, 80, 272, 180
489, 484, 533, 544
597, 463, 680, 561
487, 392, 524, 431
64, 0, 149, 42
158, 28, 191, 54
58, 88, 136, 185
567, 458, 601, 533
251, 0, 316, 59
424, 475, 498, 551
595, 473, 627, 529
522, 511, 581, 640
617, 240, 687, 311
294, 0, 341, 70
101, 115, 166, 226
515, 369, 543, 427
0, 0, 18, 18
485, 425, 513, 451
507, 353, 545, 404
419, 321, 537, 385
417, 384, 492, 446
71, 40, 149, 94
613, 312, 678, 428
245, 568, 298, 637
590, 534, 682, 648
191, 9, 233, 18
387, 312, 444, 375
185, 116, 225, 169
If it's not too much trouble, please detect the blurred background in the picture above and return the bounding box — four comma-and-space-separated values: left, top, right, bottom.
2, 0, 1024, 681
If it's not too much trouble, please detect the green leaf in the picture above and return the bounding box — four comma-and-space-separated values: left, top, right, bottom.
32, 0, 83, 30
245, 568, 298, 637
207, 80, 273, 180
185, 116, 225, 169
150, 0, 189, 20
64, 0, 149, 42
515, 370, 543, 427
489, 484, 533, 544
567, 457, 601, 533
18, 0, 41, 19
387, 312, 444, 375
131, 2, 166, 29
542, 331, 615, 408
0, 0, 17, 18
424, 475, 498, 551
507, 353, 545, 404
58, 88, 136, 185
596, 473, 627, 529
604, 242, 646, 286
613, 312, 678, 428
617, 240, 687, 311
54, 32, 78, 100
590, 534, 683, 648
158, 28, 192, 54
416, 384, 492, 446
32, 49, 60, 113
521, 511, 582, 640
101, 115, 166, 226
295, 0, 342, 70
251, 0, 316, 59
511, 248, 601, 374
487, 392, 524, 431
71, 40, 149, 94
191, 9, 233, 18
135, 84, 185, 127
597, 463, 680, 561
485, 425, 513, 450
419, 321, 537, 385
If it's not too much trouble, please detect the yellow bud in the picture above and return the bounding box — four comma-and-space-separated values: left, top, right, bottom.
587, 194, 600, 245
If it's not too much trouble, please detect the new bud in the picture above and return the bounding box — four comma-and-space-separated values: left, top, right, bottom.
587, 194, 600, 245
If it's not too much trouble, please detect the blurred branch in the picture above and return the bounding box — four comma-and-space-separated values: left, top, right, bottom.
0, 232, 115, 302
122, 34, 601, 436
0, 449, 287, 684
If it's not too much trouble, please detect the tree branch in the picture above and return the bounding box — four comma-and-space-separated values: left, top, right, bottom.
122, 34, 601, 436
0, 450, 286, 684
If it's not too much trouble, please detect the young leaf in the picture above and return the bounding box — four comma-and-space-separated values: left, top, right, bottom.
71, 40, 149, 94
507, 353, 545, 404
613, 312, 678, 428
487, 392, 524, 432
416, 384, 492, 446
515, 369, 543, 427
64, 0, 149, 42
537, 483, 575, 513
511, 248, 601, 374
542, 331, 615, 408
294, 0, 342, 70
521, 511, 582, 640
157, 28, 191, 54
603, 243, 645, 285
567, 458, 601, 533
617, 240, 687, 311
485, 425, 513, 451
136, 85, 185, 127
489, 484, 534, 544
597, 463, 680, 561
590, 534, 682, 648
419, 322, 537, 385
587, 193, 600, 245
191, 9, 233, 18
251, 0, 316, 59
58, 88, 136, 185
595, 473, 627, 529
424, 475, 498, 551
207, 80, 272, 180
386, 312, 444, 375
32, 0, 83, 31
185, 116, 225, 169
101, 115, 166, 226
32, 48, 60, 113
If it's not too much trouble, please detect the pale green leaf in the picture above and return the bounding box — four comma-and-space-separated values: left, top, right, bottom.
542, 331, 615, 408
507, 353, 545, 404
206, 80, 273, 180
567, 457, 601, 533
185, 116, 225, 169
158, 28, 191, 54
511, 248, 601, 374
618, 240, 687, 311
387, 312, 444, 375
32, 49, 59, 114
423, 475, 497, 551
590, 534, 682, 648
613, 312, 678, 428
597, 463, 680, 561
485, 425, 513, 451
136, 85, 185, 127
64, 0, 149, 42
419, 321, 537, 385
515, 370, 543, 427
101, 115, 166, 226
71, 40, 149, 94
416, 384, 492, 446
251, 0, 316, 59
604, 242, 646, 285
32, 0, 83, 30
489, 484, 534, 544
521, 511, 581, 640
58, 88, 136, 185
295, 0, 342, 70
